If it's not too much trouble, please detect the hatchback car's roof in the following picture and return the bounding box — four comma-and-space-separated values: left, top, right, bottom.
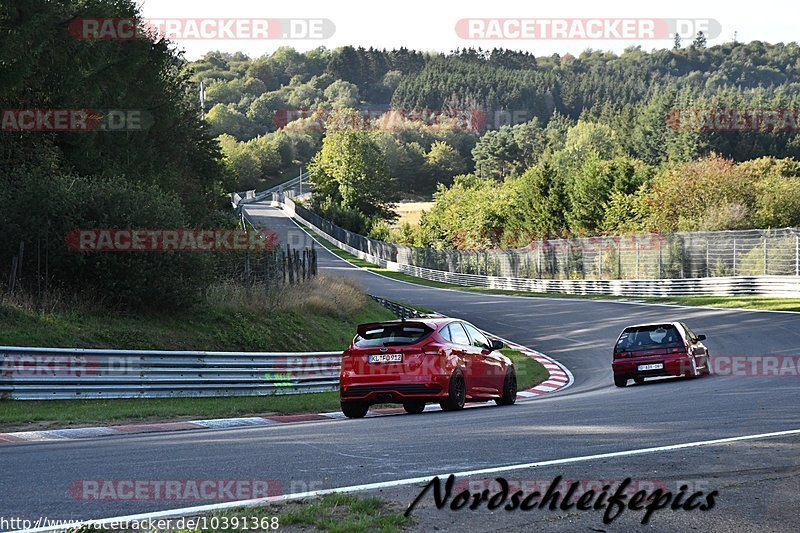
623, 321, 682, 330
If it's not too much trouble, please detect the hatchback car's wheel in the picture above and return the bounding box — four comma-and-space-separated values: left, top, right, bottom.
495, 368, 517, 406
614, 375, 627, 387
403, 401, 426, 414
440, 370, 466, 411
341, 401, 369, 418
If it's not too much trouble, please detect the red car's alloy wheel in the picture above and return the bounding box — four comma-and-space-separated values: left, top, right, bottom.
440, 370, 466, 411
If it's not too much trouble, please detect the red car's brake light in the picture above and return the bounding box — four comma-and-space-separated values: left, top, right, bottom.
422, 342, 443, 355
342, 348, 352, 359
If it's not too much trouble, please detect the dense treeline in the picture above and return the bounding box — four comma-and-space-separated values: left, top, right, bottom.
1, 0, 229, 307
194, 41, 800, 243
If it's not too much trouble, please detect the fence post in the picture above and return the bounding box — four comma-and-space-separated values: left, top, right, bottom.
598, 242, 603, 278
763, 236, 768, 275
796, 234, 799, 276
706, 240, 710, 277
658, 240, 663, 278
244, 251, 252, 299
635, 241, 640, 279
617, 240, 622, 279
566, 244, 570, 279
733, 239, 737, 276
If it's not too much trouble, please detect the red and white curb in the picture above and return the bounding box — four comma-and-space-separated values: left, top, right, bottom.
0, 341, 572, 445
503, 338, 573, 399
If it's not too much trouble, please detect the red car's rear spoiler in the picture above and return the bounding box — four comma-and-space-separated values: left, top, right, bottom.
356, 321, 434, 337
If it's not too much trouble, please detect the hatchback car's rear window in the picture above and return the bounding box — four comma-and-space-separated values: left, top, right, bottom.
616, 325, 684, 352
354, 324, 432, 347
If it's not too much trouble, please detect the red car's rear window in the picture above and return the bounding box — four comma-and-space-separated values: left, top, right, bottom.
354, 323, 433, 348
616, 325, 684, 352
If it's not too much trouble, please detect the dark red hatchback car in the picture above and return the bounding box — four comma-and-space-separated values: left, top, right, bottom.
612, 322, 710, 387
339, 317, 517, 418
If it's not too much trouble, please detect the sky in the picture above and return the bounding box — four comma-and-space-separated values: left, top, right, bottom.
137, 0, 798, 60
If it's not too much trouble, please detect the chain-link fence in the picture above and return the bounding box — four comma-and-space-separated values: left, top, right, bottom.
291, 199, 800, 280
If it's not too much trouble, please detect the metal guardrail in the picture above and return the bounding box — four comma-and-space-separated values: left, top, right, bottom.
0, 346, 341, 400
232, 172, 310, 210
370, 295, 429, 320
269, 196, 800, 298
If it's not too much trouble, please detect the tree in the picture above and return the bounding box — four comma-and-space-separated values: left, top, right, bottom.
425, 141, 467, 184
323, 80, 360, 108
308, 130, 398, 220
693, 31, 707, 49
673, 33, 682, 49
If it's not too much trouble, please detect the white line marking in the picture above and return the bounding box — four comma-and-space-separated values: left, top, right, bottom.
20, 427, 800, 533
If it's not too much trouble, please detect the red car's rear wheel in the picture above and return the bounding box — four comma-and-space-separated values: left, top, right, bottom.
403, 401, 426, 414
440, 370, 466, 411
341, 401, 369, 418
495, 367, 517, 406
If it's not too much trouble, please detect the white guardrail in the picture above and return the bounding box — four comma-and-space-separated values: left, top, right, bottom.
267, 194, 800, 298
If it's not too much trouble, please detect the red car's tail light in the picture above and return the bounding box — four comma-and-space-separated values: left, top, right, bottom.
422, 342, 443, 355
342, 348, 352, 359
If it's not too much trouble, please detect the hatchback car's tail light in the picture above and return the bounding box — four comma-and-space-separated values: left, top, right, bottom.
422, 342, 443, 355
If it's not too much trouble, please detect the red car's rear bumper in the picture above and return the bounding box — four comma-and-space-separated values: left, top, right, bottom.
339, 373, 449, 403
612, 353, 693, 379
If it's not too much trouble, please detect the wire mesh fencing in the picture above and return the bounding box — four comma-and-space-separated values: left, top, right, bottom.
289, 198, 800, 280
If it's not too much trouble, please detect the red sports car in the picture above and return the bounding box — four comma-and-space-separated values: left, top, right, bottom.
612, 321, 711, 387
339, 317, 517, 418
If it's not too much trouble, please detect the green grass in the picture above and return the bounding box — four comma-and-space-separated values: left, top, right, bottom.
0, 392, 343, 430
0, 299, 394, 352
502, 348, 549, 390
309, 228, 800, 313
168, 494, 412, 533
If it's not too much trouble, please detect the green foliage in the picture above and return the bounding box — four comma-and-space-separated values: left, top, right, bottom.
0, 0, 228, 308
309, 123, 398, 221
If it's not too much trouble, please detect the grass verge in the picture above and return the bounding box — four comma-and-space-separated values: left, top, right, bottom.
0, 348, 547, 430
168, 494, 412, 533
503, 348, 550, 390
0, 275, 395, 352
308, 228, 800, 313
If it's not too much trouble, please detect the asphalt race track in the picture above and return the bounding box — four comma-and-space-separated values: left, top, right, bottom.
1, 203, 799, 532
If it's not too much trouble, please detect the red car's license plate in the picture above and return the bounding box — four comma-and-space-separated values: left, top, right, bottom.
369, 353, 402, 363
637, 363, 664, 371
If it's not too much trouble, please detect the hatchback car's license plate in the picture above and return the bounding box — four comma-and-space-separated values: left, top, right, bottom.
638, 363, 664, 371
369, 353, 402, 363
